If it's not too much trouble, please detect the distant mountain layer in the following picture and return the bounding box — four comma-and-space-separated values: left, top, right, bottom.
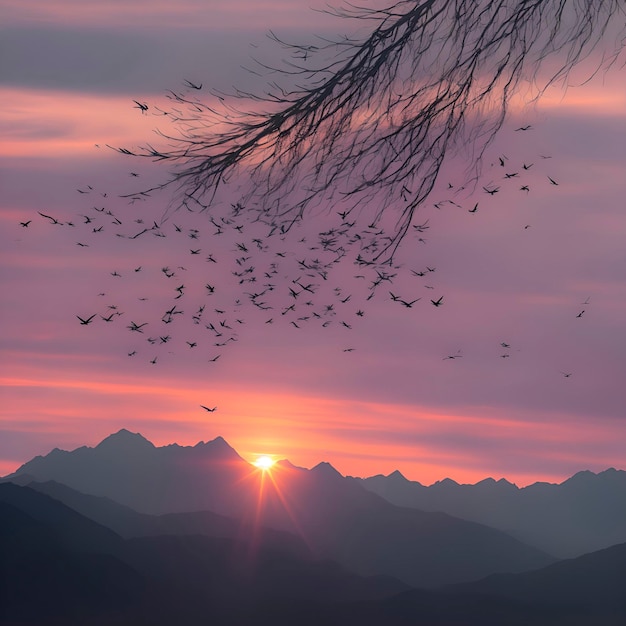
2, 482, 625, 626
21, 478, 312, 557
4, 429, 554, 588
357, 468, 626, 557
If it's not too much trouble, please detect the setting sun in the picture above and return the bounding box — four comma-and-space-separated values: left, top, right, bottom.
253, 455, 275, 471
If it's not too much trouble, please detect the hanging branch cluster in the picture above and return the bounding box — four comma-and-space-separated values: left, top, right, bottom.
118, 0, 624, 261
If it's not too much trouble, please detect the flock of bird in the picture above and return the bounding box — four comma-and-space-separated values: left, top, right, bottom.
16, 96, 585, 379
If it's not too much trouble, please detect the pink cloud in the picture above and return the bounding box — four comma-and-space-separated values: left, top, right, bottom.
1, 2, 625, 489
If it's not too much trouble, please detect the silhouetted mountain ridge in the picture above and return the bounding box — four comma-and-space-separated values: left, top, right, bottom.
358, 467, 626, 557
3, 442, 626, 625
4, 429, 554, 588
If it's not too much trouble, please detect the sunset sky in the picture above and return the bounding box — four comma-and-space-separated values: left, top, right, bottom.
2, 0, 625, 486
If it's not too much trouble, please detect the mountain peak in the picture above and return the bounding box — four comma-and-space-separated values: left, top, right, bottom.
562, 470, 595, 485
561, 468, 626, 487
192, 435, 242, 460
475, 477, 518, 491
209, 435, 236, 453
95, 429, 155, 452
387, 469, 409, 482
598, 467, 625, 479
432, 477, 460, 488
311, 461, 342, 479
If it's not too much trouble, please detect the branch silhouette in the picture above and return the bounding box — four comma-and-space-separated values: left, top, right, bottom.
115, 0, 625, 262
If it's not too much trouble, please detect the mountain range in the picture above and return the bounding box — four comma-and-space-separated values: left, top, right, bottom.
4, 429, 553, 588
2, 429, 626, 624
357, 467, 626, 557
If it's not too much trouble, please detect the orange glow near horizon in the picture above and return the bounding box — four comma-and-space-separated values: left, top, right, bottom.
2, 338, 625, 486
3, 355, 626, 487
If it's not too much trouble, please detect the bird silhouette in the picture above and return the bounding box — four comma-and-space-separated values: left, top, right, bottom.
200, 405, 217, 412
133, 100, 148, 113
184, 79, 203, 90
77, 314, 96, 325
128, 321, 147, 332
399, 298, 421, 308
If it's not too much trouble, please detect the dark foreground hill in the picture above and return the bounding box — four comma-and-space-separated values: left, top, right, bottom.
250, 541, 626, 625
0, 482, 407, 625
0, 483, 150, 625
2, 482, 626, 626
4, 429, 554, 587
448, 540, 626, 615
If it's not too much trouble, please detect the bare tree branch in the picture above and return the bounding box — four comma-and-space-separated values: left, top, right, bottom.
114, 0, 625, 262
